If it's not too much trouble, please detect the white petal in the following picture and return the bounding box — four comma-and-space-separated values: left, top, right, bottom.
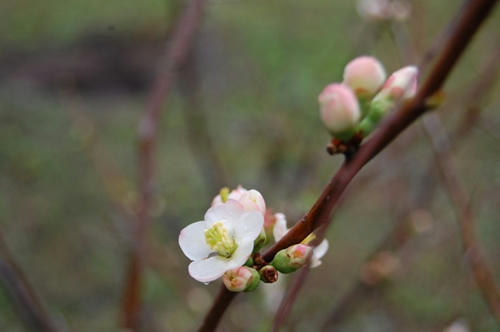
233, 211, 264, 243
204, 200, 244, 227
211, 194, 223, 207
188, 241, 253, 283
273, 213, 289, 241
239, 189, 266, 213
179, 221, 212, 261
228, 185, 247, 201
313, 240, 329, 259
230, 238, 254, 267
310, 240, 329, 269
309, 258, 322, 269
188, 256, 234, 283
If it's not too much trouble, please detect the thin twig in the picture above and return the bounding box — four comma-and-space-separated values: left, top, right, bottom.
452, 43, 500, 139
120, 0, 207, 329
0, 233, 60, 332
198, 1, 498, 330
272, 267, 310, 332
423, 113, 500, 323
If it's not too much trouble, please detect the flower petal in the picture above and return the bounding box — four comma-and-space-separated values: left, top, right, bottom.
187, 230, 255, 283
230, 238, 254, 268
310, 240, 329, 269
233, 211, 264, 243
314, 239, 329, 259
179, 221, 212, 261
228, 185, 247, 201
310, 258, 322, 269
204, 200, 244, 227
239, 189, 266, 213
188, 256, 234, 283
273, 213, 288, 242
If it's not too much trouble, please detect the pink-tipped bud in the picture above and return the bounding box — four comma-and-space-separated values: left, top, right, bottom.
271, 244, 313, 273
343, 56, 387, 99
318, 84, 361, 137
239, 189, 266, 214
223, 266, 260, 292
380, 65, 418, 100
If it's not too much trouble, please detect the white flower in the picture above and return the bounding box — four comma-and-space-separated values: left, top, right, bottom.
179, 200, 264, 283
212, 186, 266, 214
272, 213, 329, 268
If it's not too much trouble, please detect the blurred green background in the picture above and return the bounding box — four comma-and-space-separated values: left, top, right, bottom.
0, 0, 499, 331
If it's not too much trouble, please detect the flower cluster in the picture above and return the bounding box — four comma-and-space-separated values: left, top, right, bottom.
179, 187, 329, 292
319, 55, 418, 141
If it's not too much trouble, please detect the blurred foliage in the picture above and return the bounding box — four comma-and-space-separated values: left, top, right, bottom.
1, 0, 500, 331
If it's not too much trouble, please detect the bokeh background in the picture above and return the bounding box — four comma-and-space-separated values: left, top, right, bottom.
1, 0, 500, 331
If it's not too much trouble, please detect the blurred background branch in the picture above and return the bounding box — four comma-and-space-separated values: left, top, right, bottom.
423, 112, 500, 324
0, 233, 60, 332
121, 0, 207, 329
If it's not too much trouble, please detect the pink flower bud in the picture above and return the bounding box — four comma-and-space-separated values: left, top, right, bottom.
380, 65, 418, 100
271, 244, 313, 273
222, 266, 260, 292
343, 56, 387, 99
318, 84, 361, 136
239, 189, 266, 214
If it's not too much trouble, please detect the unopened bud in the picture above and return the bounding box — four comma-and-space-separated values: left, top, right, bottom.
239, 189, 266, 214
259, 265, 279, 283
379, 65, 418, 100
253, 230, 267, 252
271, 244, 313, 274
318, 84, 361, 139
223, 266, 260, 292
359, 65, 419, 137
343, 56, 387, 99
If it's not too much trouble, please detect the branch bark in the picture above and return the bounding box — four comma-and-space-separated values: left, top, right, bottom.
120, 0, 207, 329
198, 1, 498, 330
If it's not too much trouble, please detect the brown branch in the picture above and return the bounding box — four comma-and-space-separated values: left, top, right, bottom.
0, 233, 60, 332
422, 113, 500, 323
120, 0, 207, 329
272, 264, 310, 332
198, 1, 498, 330
322, 18, 500, 331
198, 286, 237, 332
264, 0, 497, 264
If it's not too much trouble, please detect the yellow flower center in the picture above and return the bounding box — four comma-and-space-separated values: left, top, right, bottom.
204, 221, 237, 258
